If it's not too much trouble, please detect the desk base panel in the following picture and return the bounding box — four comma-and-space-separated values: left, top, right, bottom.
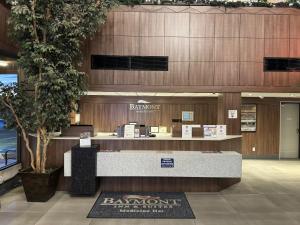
59, 177, 240, 192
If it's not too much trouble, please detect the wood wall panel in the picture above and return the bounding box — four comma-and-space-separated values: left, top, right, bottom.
128, 111, 161, 127
89, 70, 114, 85
264, 15, 289, 39
240, 14, 264, 38
0, 4, 17, 53
123, 12, 140, 36
140, 13, 164, 36
98, 13, 114, 36
240, 38, 264, 62
189, 62, 214, 86
264, 39, 289, 57
113, 12, 140, 36
164, 13, 189, 37
239, 62, 264, 86
217, 93, 241, 135
290, 16, 300, 38
100, 177, 240, 192
264, 72, 290, 87
289, 39, 300, 57
140, 37, 165, 56
113, 12, 124, 36
190, 38, 214, 61
289, 72, 300, 87
190, 14, 215, 37
242, 99, 280, 158
93, 104, 112, 132
80, 102, 94, 125
214, 38, 239, 62
113, 36, 140, 55
110, 104, 128, 131
90, 35, 114, 55
214, 62, 239, 86
139, 71, 165, 85
85, 6, 300, 92
165, 37, 189, 61
215, 14, 240, 38
80, 96, 218, 132
114, 70, 139, 85
169, 62, 189, 85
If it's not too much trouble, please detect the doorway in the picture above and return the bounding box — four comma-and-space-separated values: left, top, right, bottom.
280, 103, 300, 159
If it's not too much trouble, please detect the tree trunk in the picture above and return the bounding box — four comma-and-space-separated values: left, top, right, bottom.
36, 129, 41, 173
41, 140, 49, 173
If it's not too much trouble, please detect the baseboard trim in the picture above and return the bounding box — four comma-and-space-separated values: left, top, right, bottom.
242, 155, 279, 160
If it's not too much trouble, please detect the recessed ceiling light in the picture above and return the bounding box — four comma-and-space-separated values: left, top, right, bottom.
0, 60, 9, 67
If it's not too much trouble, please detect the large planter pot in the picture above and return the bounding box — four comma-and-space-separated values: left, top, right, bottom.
19, 167, 61, 202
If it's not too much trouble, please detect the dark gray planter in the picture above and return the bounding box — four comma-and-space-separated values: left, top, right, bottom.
19, 167, 61, 202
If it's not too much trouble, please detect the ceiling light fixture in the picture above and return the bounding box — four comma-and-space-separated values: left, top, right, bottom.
137, 100, 150, 104
0, 60, 9, 67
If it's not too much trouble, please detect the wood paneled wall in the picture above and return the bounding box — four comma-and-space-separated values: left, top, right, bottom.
79, 96, 294, 158
0, 4, 16, 54
80, 96, 218, 132
241, 98, 283, 158
218, 93, 241, 135
84, 6, 300, 92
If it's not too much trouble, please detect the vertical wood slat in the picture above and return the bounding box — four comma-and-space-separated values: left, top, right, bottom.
80, 97, 218, 132
85, 8, 300, 89
217, 93, 241, 135
242, 99, 280, 157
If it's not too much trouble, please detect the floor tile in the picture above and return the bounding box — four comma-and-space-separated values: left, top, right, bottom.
223, 194, 281, 213
195, 212, 249, 225
1, 160, 300, 225
240, 212, 300, 225
35, 212, 92, 225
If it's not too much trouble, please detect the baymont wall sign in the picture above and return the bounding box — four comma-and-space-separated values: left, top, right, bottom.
129, 104, 161, 112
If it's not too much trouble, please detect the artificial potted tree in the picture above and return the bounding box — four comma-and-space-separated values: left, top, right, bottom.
0, 0, 116, 202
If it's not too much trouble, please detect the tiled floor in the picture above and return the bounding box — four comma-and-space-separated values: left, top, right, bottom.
1, 159, 300, 225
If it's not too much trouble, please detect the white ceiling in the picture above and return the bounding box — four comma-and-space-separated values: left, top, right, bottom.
86, 91, 300, 98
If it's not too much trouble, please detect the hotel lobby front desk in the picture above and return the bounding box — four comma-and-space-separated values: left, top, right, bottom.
61, 135, 242, 192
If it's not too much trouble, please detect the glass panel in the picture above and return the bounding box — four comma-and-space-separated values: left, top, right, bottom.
0, 74, 18, 169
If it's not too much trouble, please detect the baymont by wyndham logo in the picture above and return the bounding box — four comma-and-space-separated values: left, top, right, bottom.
129, 104, 161, 112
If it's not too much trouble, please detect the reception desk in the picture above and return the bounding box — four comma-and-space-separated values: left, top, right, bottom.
64, 150, 242, 178
24, 134, 242, 192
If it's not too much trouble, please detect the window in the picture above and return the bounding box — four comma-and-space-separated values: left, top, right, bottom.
264, 58, 300, 72
91, 55, 130, 70
0, 74, 20, 170
91, 55, 168, 71
131, 56, 168, 71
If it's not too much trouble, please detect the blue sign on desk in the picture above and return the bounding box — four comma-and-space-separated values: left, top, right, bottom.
161, 158, 174, 168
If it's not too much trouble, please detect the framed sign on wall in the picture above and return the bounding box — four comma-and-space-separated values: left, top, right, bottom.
182, 111, 194, 122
